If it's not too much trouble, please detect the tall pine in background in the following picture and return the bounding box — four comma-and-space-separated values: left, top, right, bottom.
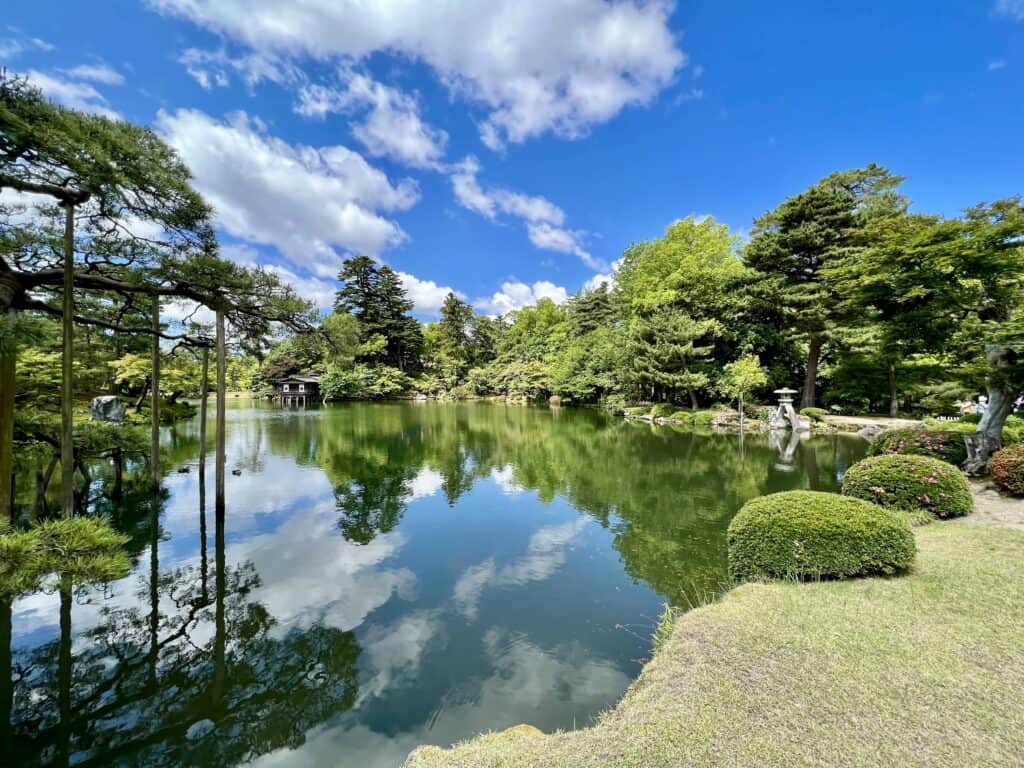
744, 165, 906, 407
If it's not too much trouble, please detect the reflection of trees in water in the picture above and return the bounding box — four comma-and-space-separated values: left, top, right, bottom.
4, 504, 361, 767
266, 404, 865, 605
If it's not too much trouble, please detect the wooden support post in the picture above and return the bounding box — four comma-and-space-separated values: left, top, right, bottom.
150, 294, 161, 491
0, 318, 14, 524
61, 203, 75, 519
199, 346, 209, 463
215, 310, 226, 512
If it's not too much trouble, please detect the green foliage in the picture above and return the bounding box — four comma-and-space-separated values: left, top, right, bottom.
718, 355, 769, 413
625, 309, 719, 405
801, 407, 827, 421
669, 411, 693, 423
727, 491, 915, 582
842, 454, 972, 519
869, 427, 968, 465
624, 406, 650, 417
988, 444, 1024, 496
321, 363, 411, 400
0, 517, 130, 596
335, 256, 423, 370
692, 410, 716, 427
650, 403, 676, 418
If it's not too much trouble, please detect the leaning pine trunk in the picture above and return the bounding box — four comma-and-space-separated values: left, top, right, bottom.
61, 203, 76, 518
801, 337, 822, 409
963, 384, 1015, 475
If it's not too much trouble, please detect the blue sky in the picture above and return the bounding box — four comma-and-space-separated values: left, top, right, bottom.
3, 1, 1023, 317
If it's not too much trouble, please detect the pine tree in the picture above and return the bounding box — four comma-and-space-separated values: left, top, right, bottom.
626, 309, 720, 408
744, 165, 905, 407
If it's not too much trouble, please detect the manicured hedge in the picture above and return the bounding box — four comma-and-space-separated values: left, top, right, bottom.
869, 427, 968, 465
669, 411, 693, 423
650, 403, 676, 418
727, 491, 915, 582
988, 443, 1024, 496
842, 454, 972, 519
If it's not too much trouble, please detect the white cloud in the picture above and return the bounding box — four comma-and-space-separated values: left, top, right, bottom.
995, 0, 1024, 20
450, 156, 597, 267
179, 47, 302, 89
989, 59, 1007, 71
24, 70, 120, 119
156, 108, 418, 277
0, 33, 53, 59
527, 222, 599, 269
149, 0, 684, 148
474, 279, 569, 316
60, 63, 125, 85
397, 271, 462, 316
296, 70, 448, 169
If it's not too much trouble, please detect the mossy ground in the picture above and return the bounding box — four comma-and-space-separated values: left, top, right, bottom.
405, 510, 1024, 768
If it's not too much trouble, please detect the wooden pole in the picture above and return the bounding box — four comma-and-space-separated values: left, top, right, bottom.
150, 294, 161, 491
0, 318, 14, 524
215, 310, 226, 512
199, 346, 209, 463
61, 203, 75, 519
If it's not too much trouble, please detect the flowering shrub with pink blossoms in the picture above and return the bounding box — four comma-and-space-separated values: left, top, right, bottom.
841, 454, 972, 519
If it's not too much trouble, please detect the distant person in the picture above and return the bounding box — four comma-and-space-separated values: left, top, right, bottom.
977, 395, 988, 416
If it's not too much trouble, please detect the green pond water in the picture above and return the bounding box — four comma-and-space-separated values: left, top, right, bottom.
4, 401, 866, 767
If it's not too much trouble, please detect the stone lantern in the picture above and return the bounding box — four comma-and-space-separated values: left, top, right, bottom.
769, 387, 808, 431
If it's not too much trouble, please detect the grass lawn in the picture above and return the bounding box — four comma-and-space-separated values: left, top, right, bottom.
405, 520, 1024, 767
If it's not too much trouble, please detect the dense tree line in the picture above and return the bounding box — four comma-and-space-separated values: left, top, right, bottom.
253, 165, 1023, 469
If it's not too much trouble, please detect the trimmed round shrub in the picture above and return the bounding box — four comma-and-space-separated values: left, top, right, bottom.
650, 403, 676, 418
727, 491, 915, 582
842, 454, 972, 519
623, 406, 650, 417
988, 443, 1024, 495
669, 411, 693, 423
692, 410, 715, 427
869, 427, 967, 465
800, 406, 827, 421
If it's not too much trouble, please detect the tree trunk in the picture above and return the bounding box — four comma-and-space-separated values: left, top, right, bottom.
215, 311, 226, 513
150, 295, 161, 492
688, 388, 698, 410
0, 330, 14, 524
134, 377, 149, 413
963, 384, 1016, 475
801, 337, 822, 409
738, 393, 745, 432
61, 203, 76, 519
888, 364, 899, 418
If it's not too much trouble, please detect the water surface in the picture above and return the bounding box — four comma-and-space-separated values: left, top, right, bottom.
6, 402, 865, 767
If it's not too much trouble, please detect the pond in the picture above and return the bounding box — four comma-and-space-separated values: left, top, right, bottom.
5, 402, 866, 767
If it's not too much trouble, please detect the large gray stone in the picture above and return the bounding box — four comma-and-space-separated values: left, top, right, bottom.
91, 395, 126, 423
